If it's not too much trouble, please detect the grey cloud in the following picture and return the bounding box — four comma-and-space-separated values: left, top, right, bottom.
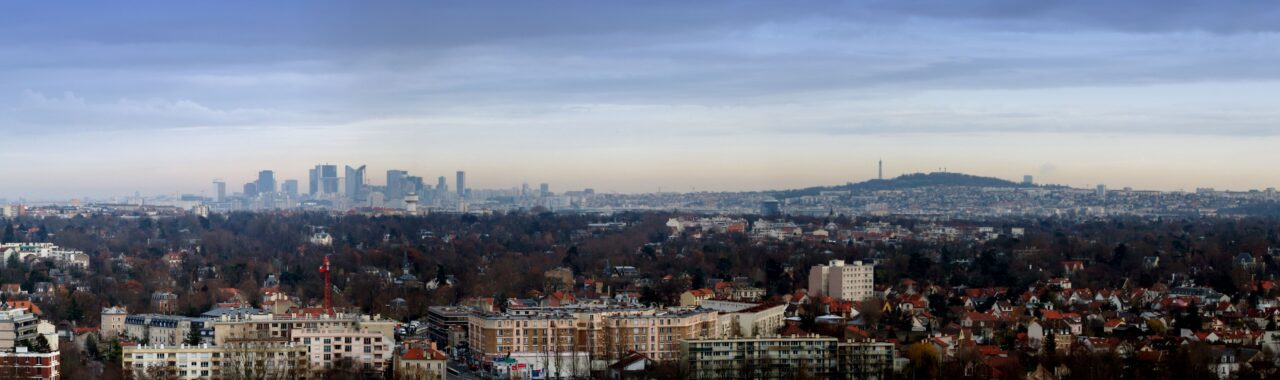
1, 1, 1278, 136
3, 90, 315, 132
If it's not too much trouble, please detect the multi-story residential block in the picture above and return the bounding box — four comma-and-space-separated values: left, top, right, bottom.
680, 335, 840, 379
209, 311, 396, 345
0, 308, 43, 352
0, 350, 60, 380
101, 306, 128, 337
123, 314, 206, 346
605, 309, 719, 362
123, 341, 308, 379
839, 339, 896, 380
808, 260, 875, 301
425, 306, 470, 350
467, 311, 577, 360
291, 327, 393, 372
209, 311, 397, 371
0, 243, 89, 269
467, 306, 719, 365
0, 307, 61, 380
700, 301, 786, 338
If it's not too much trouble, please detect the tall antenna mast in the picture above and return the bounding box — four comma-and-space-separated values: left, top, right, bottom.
320, 255, 333, 314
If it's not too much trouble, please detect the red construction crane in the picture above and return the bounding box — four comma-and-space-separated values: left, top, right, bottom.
320, 254, 332, 314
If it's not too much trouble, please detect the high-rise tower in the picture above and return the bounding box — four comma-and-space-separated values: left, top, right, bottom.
213, 180, 226, 202
345, 165, 366, 202
386, 170, 407, 201
456, 171, 466, 197
878, 159, 883, 180
257, 170, 277, 193
309, 164, 339, 195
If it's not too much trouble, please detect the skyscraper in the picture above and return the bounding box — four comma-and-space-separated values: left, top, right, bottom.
407, 176, 424, 196
386, 170, 408, 201
878, 159, 883, 180
282, 180, 299, 197
308, 168, 318, 195
456, 171, 466, 197
539, 183, 550, 197
243, 182, 258, 197
213, 181, 226, 202
1023, 175, 1034, 185
257, 170, 277, 193
310, 164, 339, 195
436, 176, 448, 198
345, 165, 366, 202
320, 165, 339, 194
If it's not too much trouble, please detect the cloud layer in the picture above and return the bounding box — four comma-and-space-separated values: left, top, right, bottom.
0, 1, 1278, 197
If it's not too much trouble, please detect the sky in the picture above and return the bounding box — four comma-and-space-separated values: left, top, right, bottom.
2, 1, 1279, 199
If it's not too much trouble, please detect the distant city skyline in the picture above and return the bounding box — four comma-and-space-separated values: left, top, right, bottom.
2, 2, 1279, 198
2, 157, 1276, 202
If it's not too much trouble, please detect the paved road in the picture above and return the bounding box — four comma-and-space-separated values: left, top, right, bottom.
447, 361, 485, 380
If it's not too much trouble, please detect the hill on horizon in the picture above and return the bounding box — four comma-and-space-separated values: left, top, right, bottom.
771, 172, 1035, 198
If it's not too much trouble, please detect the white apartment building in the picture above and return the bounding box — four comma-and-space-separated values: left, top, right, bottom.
808, 260, 874, 301
701, 301, 787, 338
0, 308, 43, 352
0, 243, 89, 269
123, 342, 309, 379
680, 335, 840, 379
124, 310, 397, 378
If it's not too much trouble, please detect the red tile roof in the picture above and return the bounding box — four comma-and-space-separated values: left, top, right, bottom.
5, 300, 40, 315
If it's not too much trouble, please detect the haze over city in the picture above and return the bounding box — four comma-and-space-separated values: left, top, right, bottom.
3, 1, 1280, 198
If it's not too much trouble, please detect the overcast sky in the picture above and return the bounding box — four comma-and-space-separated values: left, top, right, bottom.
2, 1, 1279, 199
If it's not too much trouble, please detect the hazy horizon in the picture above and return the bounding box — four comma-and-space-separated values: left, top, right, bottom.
3, 1, 1279, 199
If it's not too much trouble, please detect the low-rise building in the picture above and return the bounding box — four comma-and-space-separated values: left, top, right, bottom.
393, 345, 448, 380
680, 289, 714, 307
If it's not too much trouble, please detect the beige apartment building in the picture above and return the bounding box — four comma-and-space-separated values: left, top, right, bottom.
291, 327, 393, 372
468, 307, 719, 363
209, 312, 396, 343
101, 306, 128, 337
808, 260, 875, 301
